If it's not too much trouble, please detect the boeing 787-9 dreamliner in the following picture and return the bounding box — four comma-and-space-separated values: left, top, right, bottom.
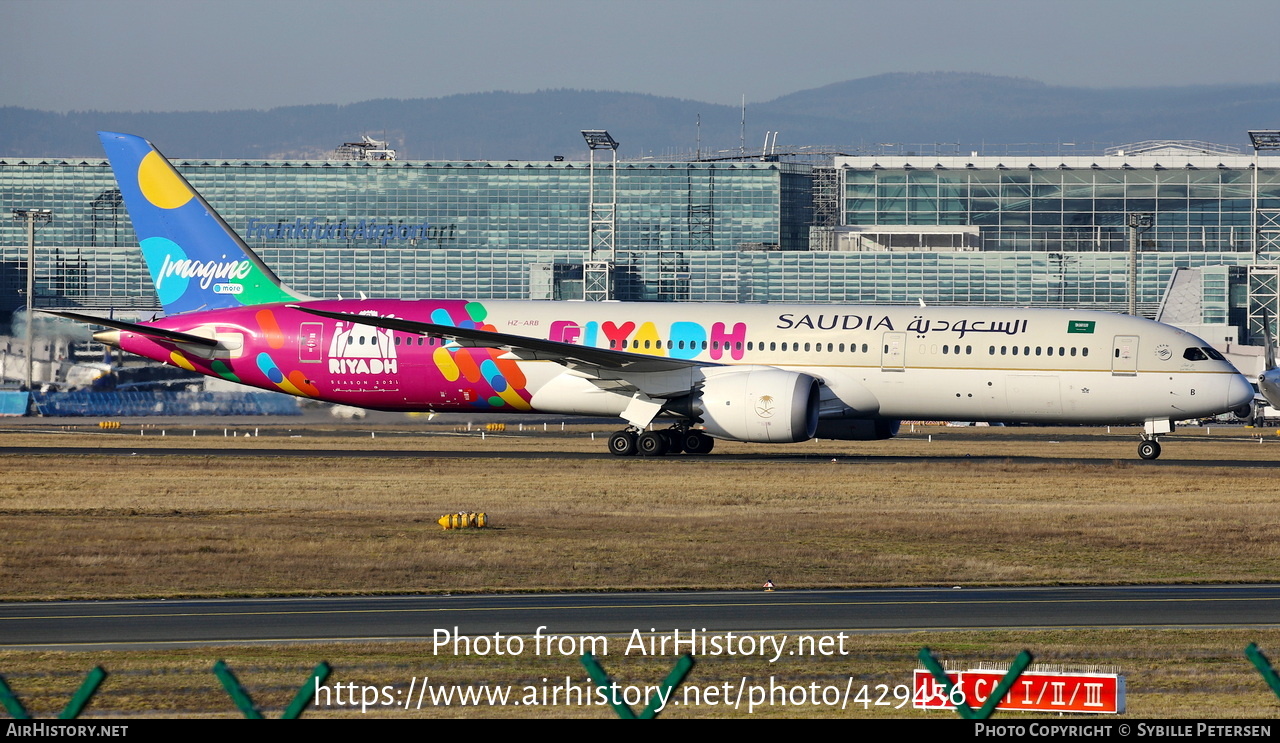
46, 133, 1256, 460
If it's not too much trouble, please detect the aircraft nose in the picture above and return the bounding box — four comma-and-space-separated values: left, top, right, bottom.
1227, 372, 1255, 410
1260, 369, 1280, 409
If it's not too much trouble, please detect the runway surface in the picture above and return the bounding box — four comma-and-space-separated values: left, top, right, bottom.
2, 443, 1279, 469
4, 420, 1279, 467
5, 585, 1280, 650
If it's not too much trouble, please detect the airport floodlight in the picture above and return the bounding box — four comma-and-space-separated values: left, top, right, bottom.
1248, 131, 1280, 151
581, 130, 619, 151
1127, 212, 1153, 316
581, 130, 619, 298
1249, 132, 1279, 254
13, 208, 53, 390
1127, 213, 1153, 230
12, 208, 53, 223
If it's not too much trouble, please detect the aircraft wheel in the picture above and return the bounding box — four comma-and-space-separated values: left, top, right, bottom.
608, 430, 638, 456
661, 429, 684, 454
637, 430, 669, 456
683, 431, 715, 455
1138, 440, 1161, 460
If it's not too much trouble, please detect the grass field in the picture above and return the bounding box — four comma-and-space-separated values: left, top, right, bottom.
2, 630, 1279, 718
2, 424, 1279, 597
1, 422, 1278, 718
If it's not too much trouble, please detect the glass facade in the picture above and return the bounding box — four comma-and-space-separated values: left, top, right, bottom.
0, 157, 811, 312
3, 143, 1280, 327
834, 147, 1280, 318
666, 250, 1233, 311
841, 157, 1280, 253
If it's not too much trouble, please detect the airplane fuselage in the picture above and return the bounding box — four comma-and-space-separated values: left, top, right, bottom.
108, 298, 1252, 429
72, 132, 1260, 459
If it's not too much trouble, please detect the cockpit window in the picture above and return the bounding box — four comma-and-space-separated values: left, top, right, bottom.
1203, 347, 1225, 361
1183, 347, 1208, 361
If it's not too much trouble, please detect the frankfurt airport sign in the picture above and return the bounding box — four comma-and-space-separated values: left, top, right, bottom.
244, 218, 456, 246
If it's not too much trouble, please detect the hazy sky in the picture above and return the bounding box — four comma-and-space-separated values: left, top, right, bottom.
5, 0, 1279, 112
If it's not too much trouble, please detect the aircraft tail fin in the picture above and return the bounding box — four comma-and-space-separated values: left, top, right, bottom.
1260, 308, 1280, 408
1263, 308, 1276, 373
97, 132, 311, 315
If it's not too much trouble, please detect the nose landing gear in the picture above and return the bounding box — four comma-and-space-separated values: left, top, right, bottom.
1138, 418, 1171, 460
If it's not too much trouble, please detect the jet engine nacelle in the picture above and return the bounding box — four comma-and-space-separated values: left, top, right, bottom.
694, 366, 820, 443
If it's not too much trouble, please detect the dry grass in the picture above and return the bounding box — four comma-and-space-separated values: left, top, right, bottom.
3, 424, 1280, 718
2, 630, 1279, 718
0, 426, 1278, 598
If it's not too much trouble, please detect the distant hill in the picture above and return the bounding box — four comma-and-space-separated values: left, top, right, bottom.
2, 73, 1278, 160
755, 73, 1280, 148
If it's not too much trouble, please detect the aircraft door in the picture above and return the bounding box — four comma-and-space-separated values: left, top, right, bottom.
1112, 335, 1139, 376
881, 332, 906, 371
299, 322, 324, 363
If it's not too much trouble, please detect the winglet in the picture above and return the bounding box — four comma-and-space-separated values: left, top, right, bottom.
97, 132, 310, 315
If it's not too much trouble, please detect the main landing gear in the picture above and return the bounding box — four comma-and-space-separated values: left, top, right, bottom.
608, 425, 714, 456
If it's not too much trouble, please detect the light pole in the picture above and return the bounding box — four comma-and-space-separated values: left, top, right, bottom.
1248, 131, 1280, 255
12, 208, 53, 389
1247, 132, 1280, 345
1127, 212, 1153, 316
581, 130, 619, 301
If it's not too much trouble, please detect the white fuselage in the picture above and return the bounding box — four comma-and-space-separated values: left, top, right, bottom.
467, 302, 1252, 425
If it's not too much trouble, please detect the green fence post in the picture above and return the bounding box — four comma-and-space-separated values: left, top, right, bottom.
213, 660, 264, 719
581, 653, 696, 719
282, 662, 332, 720
918, 647, 1033, 719
215, 660, 332, 719
1, 667, 107, 720
580, 653, 637, 719
58, 667, 107, 720
639, 654, 696, 720
0, 673, 30, 719
1245, 643, 1280, 701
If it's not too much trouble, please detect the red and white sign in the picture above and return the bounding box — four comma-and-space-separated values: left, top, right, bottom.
913, 669, 1125, 714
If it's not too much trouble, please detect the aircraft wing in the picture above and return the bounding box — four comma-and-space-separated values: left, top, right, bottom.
288, 305, 717, 377
38, 309, 219, 348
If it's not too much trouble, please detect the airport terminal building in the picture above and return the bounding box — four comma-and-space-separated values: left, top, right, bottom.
829, 139, 1280, 347
0, 153, 814, 311
3, 137, 1280, 350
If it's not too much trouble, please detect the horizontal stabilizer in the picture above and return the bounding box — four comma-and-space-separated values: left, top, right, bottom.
38, 310, 219, 348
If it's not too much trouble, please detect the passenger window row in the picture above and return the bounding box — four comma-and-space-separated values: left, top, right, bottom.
604, 339, 875, 353
989, 345, 1088, 357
